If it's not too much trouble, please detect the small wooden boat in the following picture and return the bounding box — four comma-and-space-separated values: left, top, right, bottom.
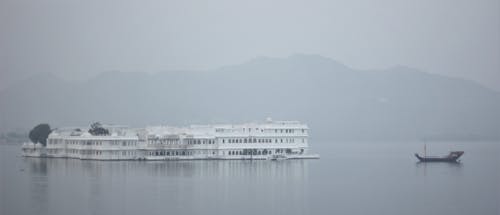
415, 151, 464, 162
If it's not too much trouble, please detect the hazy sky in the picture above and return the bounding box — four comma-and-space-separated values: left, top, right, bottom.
1, 0, 499, 90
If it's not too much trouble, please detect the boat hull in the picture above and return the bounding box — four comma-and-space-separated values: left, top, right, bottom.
414, 151, 464, 163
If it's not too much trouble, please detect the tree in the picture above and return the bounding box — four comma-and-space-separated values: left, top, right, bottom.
88, 122, 110, 136
28, 124, 51, 146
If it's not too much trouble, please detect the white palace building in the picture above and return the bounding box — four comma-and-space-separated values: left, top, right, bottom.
22, 119, 319, 160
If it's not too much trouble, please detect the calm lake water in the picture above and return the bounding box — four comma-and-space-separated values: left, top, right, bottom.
1, 141, 499, 215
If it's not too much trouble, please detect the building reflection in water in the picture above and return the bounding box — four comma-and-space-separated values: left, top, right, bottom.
23, 157, 310, 215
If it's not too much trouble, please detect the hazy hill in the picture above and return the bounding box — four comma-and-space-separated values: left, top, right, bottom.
1, 54, 499, 141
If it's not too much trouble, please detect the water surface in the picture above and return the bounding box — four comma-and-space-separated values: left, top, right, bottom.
1, 141, 498, 215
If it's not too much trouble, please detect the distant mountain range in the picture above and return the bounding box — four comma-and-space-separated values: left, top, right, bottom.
1, 54, 499, 141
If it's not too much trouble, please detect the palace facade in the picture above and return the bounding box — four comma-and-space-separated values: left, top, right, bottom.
22, 119, 319, 160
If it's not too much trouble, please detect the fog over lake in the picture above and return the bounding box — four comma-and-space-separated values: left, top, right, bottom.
1, 0, 499, 214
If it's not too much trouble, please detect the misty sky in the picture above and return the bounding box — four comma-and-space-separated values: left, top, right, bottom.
1, 0, 499, 90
